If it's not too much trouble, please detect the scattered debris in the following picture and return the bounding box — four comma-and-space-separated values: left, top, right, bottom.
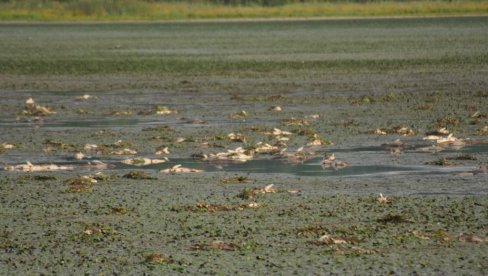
159, 164, 203, 174
121, 157, 168, 166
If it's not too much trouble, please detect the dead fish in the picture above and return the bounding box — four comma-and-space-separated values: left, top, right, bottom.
121, 157, 168, 166
203, 147, 254, 163
321, 153, 348, 169
252, 142, 279, 154
377, 193, 390, 204
227, 132, 246, 143
1, 143, 15, 149
75, 94, 97, 100
74, 152, 85, 160
25, 98, 35, 105
4, 161, 74, 172
281, 146, 316, 164
269, 106, 282, 112
4, 160, 109, 172
159, 164, 203, 174
154, 146, 170, 155
317, 234, 348, 245
109, 148, 137, 155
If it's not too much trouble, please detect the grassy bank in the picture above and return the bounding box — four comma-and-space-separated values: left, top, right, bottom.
0, 1, 487, 21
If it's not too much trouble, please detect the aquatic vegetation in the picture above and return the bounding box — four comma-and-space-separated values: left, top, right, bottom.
425, 158, 454, 166
478, 126, 488, 136
378, 214, 412, 224
65, 175, 96, 193
142, 125, 173, 132
435, 115, 461, 128
160, 164, 203, 174
145, 253, 172, 265
457, 234, 487, 243
191, 240, 239, 251
237, 184, 276, 200
121, 157, 168, 166
220, 176, 248, 184
110, 207, 129, 215
43, 139, 75, 150
123, 171, 156, 180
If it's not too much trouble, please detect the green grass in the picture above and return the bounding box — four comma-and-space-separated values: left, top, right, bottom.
0, 0, 487, 21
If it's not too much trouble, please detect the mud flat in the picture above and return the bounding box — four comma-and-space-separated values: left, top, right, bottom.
0, 17, 487, 274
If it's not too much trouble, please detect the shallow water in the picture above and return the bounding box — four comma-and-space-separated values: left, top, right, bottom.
3, 143, 486, 177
